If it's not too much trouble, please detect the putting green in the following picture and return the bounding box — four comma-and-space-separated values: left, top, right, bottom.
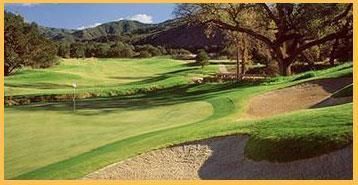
5, 100, 213, 178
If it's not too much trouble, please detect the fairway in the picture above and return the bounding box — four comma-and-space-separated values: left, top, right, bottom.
4, 57, 353, 179
4, 3, 354, 180
5, 57, 218, 96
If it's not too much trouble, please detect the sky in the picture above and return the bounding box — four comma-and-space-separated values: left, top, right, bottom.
5, 3, 176, 30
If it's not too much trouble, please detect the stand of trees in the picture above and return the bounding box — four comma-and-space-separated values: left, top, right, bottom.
57, 41, 172, 59
175, 3, 353, 76
5, 12, 58, 76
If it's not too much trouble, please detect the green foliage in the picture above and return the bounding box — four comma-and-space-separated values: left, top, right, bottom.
136, 44, 162, 57
57, 43, 71, 58
196, 49, 209, 68
70, 43, 86, 58
108, 41, 135, 58
4, 12, 58, 75
138, 50, 152, 58
175, 4, 353, 76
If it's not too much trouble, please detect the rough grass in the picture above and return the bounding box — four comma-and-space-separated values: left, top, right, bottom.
4, 60, 353, 179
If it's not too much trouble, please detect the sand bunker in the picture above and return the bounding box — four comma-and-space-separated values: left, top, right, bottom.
84, 135, 352, 180
85, 77, 353, 180
245, 77, 352, 118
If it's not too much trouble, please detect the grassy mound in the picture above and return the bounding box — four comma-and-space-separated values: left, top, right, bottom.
245, 103, 352, 162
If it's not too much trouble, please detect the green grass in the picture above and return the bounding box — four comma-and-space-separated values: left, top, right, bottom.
4, 59, 353, 179
5, 56, 218, 97
245, 103, 352, 162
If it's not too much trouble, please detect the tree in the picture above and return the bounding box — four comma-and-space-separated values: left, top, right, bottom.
138, 50, 152, 58
70, 43, 86, 58
196, 49, 209, 68
136, 44, 162, 57
94, 43, 110, 58
175, 3, 352, 76
5, 12, 58, 75
224, 32, 253, 81
57, 42, 71, 58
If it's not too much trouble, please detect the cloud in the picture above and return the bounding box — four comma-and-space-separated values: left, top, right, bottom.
76, 13, 154, 30
126, 14, 153, 24
77, 22, 102, 30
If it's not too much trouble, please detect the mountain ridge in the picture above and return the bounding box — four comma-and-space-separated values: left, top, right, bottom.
40, 18, 226, 52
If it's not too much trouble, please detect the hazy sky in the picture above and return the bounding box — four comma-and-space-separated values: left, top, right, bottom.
5, 3, 176, 30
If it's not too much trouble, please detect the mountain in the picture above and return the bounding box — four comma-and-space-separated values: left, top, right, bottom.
38, 26, 76, 42
135, 22, 225, 52
72, 20, 155, 41
40, 18, 226, 52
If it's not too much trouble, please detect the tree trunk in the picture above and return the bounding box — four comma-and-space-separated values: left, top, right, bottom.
236, 43, 241, 82
329, 39, 339, 66
241, 53, 245, 75
279, 60, 292, 76
241, 40, 248, 75
4, 65, 10, 76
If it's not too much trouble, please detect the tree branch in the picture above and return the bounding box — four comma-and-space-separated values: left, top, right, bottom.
207, 19, 275, 49
259, 3, 279, 27
289, 28, 350, 61
322, 4, 352, 27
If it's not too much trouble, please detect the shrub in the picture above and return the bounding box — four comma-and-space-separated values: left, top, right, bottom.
196, 49, 209, 68
138, 50, 152, 58
169, 48, 193, 60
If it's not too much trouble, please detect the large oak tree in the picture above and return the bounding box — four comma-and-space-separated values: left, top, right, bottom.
175, 3, 352, 76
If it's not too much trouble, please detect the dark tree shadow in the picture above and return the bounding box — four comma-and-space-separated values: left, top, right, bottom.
197, 136, 352, 180
12, 81, 248, 116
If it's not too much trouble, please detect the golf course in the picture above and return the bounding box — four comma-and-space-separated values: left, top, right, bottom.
5, 57, 353, 179
4, 3, 353, 180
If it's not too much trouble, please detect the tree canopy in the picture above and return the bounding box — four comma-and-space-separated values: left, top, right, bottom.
175, 3, 353, 75
5, 12, 58, 76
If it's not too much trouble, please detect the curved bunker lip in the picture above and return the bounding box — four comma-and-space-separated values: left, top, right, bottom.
245, 77, 353, 119
84, 135, 352, 180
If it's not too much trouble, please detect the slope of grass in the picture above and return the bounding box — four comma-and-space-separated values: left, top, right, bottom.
245, 103, 352, 162
5, 100, 213, 178
5, 57, 218, 97
5, 61, 353, 179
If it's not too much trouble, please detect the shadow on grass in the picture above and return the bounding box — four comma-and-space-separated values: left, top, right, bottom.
5, 83, 72, 90
11, 81, 252, 116
197, 136, 352, 180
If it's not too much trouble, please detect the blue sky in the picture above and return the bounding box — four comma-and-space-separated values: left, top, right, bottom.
5, 3, 176, 30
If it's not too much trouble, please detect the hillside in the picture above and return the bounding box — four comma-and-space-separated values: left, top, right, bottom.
38, 26, 76, 42
40, 18, 226, 52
